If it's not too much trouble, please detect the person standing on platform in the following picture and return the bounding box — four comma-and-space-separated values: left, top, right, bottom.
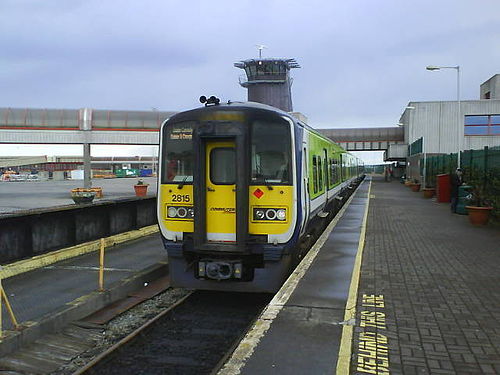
450, 168, 464, 213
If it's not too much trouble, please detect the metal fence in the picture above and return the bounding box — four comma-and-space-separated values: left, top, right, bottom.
462, 146, 500, 171
423, 153, 458, 187
423, 146, 500, 216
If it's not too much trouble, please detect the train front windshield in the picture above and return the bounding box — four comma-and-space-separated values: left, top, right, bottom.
250, 119, 292, 185
161, 121, 194, 184
161, 117, 292, 185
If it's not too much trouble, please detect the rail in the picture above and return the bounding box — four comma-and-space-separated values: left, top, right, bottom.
74, 291, 270, 374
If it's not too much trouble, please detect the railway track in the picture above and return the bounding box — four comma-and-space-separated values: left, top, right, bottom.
74, 290, 271, 375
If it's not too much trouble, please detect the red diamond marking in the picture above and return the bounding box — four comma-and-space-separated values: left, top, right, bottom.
253, 188, 264, 199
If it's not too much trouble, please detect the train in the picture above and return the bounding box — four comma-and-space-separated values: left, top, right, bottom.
157, 99, 364, 293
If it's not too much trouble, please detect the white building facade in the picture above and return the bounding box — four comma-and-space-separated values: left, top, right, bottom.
387, 74, 500, 180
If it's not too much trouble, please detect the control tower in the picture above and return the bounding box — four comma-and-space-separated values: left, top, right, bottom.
234, 58, 300, 112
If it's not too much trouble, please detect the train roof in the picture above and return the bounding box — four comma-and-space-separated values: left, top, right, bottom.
166, 101, 362, 161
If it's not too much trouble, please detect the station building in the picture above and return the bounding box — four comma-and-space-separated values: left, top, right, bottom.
386, 74, 500, 180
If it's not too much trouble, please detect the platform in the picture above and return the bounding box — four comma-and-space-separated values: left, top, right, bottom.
0, 177, 157, 214
352, 178, 500, 374
220, 176, 500, 374
0, 232, 166, 355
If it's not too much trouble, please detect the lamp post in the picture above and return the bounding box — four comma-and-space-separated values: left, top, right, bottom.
426, 65, 461, 168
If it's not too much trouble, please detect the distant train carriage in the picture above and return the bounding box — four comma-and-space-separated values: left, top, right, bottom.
157, 100, 364, 293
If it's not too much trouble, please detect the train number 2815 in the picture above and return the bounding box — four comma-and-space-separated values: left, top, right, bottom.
172, 194, 190, 202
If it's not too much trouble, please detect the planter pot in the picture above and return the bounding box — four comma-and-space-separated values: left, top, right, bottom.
466, 206, 493, 225
404, 181, 412, 187
90, 187, 103, 198
410, 184, 421, 192
422, 188, 435, 198
71, 190, 96, 204
134, 184, 149, 197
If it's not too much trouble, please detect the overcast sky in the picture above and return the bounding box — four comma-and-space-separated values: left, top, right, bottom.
2, 0, 500, 163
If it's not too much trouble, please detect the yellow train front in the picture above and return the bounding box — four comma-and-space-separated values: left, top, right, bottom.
158, 102, 301, 293
158, 101, 364, 292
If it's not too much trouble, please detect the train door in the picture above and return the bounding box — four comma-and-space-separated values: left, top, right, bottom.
205, 140, 236, 242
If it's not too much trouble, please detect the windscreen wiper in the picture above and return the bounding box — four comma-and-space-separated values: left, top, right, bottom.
177, 175, 189, 189
263, 178, 274, 190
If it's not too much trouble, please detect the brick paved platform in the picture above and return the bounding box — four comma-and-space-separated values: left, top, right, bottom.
352, 177, 500, 375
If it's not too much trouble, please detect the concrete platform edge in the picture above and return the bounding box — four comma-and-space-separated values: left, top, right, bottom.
218, 179, 368, 375
1, 224, 159, 279
0, 260, 167, 357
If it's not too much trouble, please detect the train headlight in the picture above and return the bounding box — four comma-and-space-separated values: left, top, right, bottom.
253, 208, 286, 221
177, 207, 188, 218
276, 209, 286, 221
166, 205, 194, 220
255, 209, 265, 220
167, 207, 177, 218
265, 209, 277, 220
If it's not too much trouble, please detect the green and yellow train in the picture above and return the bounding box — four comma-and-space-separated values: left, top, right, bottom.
157, 100, 364, 292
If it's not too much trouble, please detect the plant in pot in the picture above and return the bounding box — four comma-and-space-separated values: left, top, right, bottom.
134, 179, 149, 197
71, 190, 96, 204
464, 169, 494, 225
422, 184, 436, 198
410, 178, 421, 192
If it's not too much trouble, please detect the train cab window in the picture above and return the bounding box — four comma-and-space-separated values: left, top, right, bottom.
251, 119, 292, 184
312, 156, 318, 194
161, 121, 194, 184
210, 148, 236, 184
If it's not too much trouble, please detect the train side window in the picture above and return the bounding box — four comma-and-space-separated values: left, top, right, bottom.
318, 157, 323, 191
312, 156, 318, 194
329, 159, 334, 186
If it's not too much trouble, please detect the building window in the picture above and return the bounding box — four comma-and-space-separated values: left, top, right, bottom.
464, 115, 500, 136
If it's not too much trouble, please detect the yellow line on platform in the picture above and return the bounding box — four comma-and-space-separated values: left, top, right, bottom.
0, 225, 159, 279
336, 179, 372, 374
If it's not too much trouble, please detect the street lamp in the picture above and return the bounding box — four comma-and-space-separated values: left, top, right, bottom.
426, 65, 461, 167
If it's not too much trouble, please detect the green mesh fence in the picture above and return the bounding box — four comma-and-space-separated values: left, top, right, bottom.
461, 146, 500, 217
423, 153, 458, 188
461, 146, 500, 171
420, 147, 499, 217
409, 137, 423, 156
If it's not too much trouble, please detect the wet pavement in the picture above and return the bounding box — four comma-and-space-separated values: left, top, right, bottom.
352, 177, 500, 375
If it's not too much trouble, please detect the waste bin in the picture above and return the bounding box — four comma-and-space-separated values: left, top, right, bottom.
456, 185, 472, 215
436, 174, 451, 203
